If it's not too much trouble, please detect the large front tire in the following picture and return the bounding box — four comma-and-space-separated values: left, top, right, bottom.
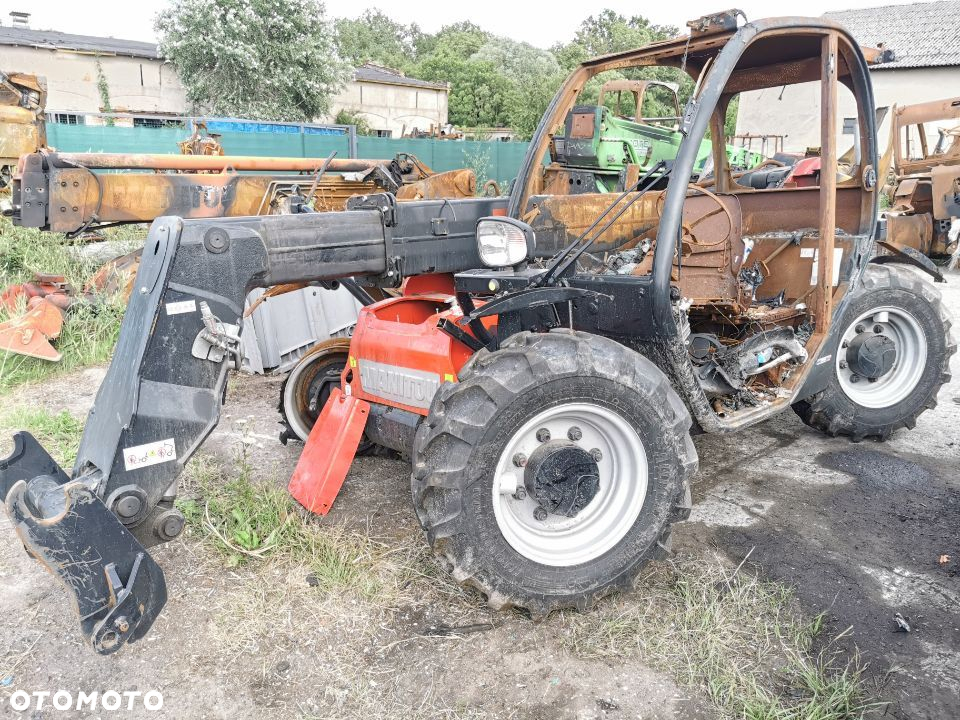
411, 330, 698, 616
793, 264, 955, 440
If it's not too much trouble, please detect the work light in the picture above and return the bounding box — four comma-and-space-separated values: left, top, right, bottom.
476, 217, 535, 268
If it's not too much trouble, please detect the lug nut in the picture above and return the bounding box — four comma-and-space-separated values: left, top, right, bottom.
590, 448, 603, 462
567, 426, 583, 441
850, 374, 860, 383
873, 325, 884, 334
841, 340, 849, 348
512, 453, 527, 468
839, 361, 847, 369
513, 487, 527, 500
868, 377, 878, 383
856, 324, 865, 334
533, 507, 548, 521
536, 428, 551, 443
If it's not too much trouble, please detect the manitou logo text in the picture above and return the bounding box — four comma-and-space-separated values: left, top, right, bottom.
358, 360, 442, 409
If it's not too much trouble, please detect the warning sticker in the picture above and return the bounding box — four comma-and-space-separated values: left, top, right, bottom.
123, 438, 177, 471
165, 299, 197, 316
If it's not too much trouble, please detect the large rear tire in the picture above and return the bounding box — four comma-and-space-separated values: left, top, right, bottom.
793, 264, 955, 440
411, 330, 698, 616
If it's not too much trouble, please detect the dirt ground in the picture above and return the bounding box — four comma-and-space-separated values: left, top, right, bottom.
1, 272, 958, 719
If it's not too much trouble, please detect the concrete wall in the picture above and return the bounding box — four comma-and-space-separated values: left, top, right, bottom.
2, 47, 187, 115
328, 80, 449, 137
737, 67, 960, 154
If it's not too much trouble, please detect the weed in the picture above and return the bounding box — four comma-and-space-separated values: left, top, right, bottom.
562, 555, 879, 719
0, 406, 84, 467
179, 431, 412, 603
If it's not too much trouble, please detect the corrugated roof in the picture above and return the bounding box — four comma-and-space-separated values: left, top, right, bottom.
0, 25, 160, 59
353, 63, 448, 91
825, 1, 960, 70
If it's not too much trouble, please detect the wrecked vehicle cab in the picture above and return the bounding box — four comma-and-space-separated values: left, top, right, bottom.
1, 11, 953, 654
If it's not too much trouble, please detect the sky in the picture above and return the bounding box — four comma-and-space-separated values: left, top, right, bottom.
7, 0, 918, 48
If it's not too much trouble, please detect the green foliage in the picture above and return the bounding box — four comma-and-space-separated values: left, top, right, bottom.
562, 9, 675, 60
330, 9, 693, 139
334, 108, 374, 136
564, 557, 880, 719
0, 407, 84, 467
94, 59, 115, 126
155, 0, 349, 122
181, 438, 388, 597
333, 10, 420, 70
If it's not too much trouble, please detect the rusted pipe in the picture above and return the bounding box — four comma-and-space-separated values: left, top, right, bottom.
44, 151, 391, 173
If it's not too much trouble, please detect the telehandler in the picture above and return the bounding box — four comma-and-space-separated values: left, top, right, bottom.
1, 11, 953, 655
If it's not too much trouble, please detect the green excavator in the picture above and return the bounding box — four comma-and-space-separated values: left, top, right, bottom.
551, 79, 763, 192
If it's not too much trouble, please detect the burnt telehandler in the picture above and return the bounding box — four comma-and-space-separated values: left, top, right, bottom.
1, 11, 953, 655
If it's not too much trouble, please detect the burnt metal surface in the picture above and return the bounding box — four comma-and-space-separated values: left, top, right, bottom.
0, 71, 46, 170
12, 151, 477, 233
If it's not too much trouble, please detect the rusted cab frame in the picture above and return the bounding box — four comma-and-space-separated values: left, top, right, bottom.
503, 14, 879, 431
596, 79, 682, 125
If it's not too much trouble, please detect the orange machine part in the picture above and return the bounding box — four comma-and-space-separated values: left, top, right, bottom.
401, 273, 456, 297
288, 387, 370, 515
346, 295, 485, 416
288, 293, 495, 515
0, 297, 65, 361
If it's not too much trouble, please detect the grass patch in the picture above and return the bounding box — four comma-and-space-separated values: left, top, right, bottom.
562, 556, 880, 719
0, 217, 142, 393
0, 406, 84, 467
178, 436, 412, 602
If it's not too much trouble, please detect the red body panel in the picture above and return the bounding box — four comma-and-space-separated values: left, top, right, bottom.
288, 388, 370, 515
785, 157, 821, 187
347, 294, 485, 415
290, 285, 493, 515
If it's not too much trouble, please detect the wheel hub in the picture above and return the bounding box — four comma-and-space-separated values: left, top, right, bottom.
524, 440, 600, 518
845, 332, 897, 380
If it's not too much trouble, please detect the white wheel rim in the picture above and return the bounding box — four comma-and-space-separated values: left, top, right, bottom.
836, 306, 927, 409
491, 402, 648, 567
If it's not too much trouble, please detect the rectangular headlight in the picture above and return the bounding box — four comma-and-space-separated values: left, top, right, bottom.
476, 217, 535, 268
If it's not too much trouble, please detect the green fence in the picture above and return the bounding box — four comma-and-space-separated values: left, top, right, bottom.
45, 124, 529, 187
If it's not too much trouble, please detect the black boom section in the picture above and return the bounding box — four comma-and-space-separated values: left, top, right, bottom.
70, 210, 389, 547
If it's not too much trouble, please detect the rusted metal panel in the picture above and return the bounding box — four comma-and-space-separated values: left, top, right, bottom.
395, 169, 476, 200
815, 32, 840, 333
930, 164, 960, 220
887, 213, 934, 253
46, 152, 391, 173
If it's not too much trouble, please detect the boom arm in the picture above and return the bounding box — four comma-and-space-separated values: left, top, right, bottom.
0, 195, 499, 653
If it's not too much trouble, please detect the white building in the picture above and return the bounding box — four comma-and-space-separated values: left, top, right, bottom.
0, 16, 449, 134
0, 19, 186, 123
330, 63, 450, 138
736, 1, 960, 153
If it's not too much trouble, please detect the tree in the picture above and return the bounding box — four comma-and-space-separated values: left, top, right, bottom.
472, 38, 565, 138
155, 0, 349, 122
416, 56, 512, 128
334, 10, 419, 70
566, 10, 674, 60
554, 11, 690, 121
411, 22, 506, 129
334, 109, 374, 136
